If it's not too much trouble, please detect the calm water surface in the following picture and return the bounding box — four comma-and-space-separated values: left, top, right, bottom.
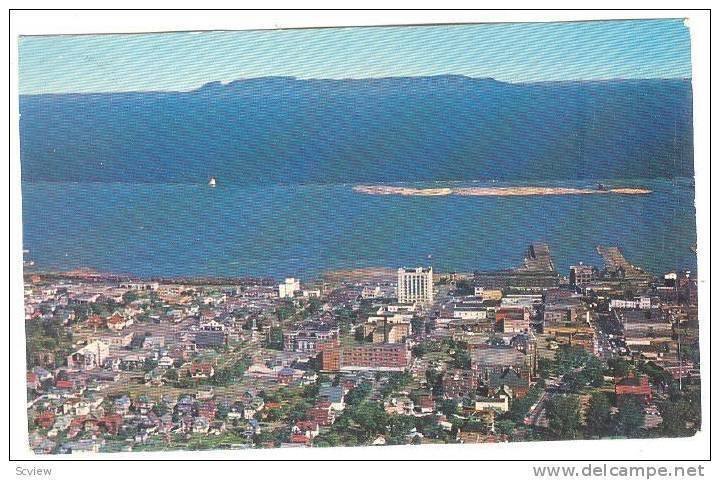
21, 178, 697, 279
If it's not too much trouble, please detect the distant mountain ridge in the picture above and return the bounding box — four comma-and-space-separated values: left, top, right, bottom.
19, 76, 694, 184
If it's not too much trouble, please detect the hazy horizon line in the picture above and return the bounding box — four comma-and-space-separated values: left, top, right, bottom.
19, 74, 692, 96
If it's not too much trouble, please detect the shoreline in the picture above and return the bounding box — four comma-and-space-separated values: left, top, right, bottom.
353, 185, 653, 197
23, 269, 277, 286
23, 266, 471, 285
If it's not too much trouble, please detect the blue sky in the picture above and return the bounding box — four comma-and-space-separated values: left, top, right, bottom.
19, 19, 691, 94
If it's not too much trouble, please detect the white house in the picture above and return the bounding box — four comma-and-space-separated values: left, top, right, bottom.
67, 341, 110, 370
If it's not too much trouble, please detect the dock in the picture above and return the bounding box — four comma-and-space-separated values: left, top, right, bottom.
596, 245, 654, 283
474, 243, 560, 290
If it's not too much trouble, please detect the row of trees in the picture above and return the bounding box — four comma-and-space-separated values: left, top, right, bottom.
26, 317, 74, 369
211, 355, 253, 386
551, 386, 700, 441
546, 393, 646, 440
314, 401, 436, 447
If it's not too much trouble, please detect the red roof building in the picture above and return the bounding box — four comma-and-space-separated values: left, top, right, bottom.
442, 369, 478, 399
107, 313, 128, 331
292, 420, 320, 440
55, 379, 74, 390
317, 340, 341, 372
264, 401, 282, 410
35, 411, 55, 429
198, 401, 217, 421
188, 363, 215, 379
308, 402, 335, 427
87, 314, 105, 329
27, 372, 40, 390
339, 343, 410, 371
615, 375, 652, 404
99, 414, 124, 435
496, 307, 530, 333
289, 433, 311, 445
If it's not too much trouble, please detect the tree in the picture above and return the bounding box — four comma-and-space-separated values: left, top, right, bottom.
562, 371, 583, 393
465, 415, 493, 434
440, 399, 459, 417
555, 345, 590, 376
537, 358, 554, 379
380, 372, 412, 397
388, 414, 416, 440
152, 402, 169, 416
679, 342, 701, 365
583, 357, 605, 387
411, 317, 424, 336
267, 326, 284, 350
607, 358, 631, 378
212, 368, 232, 386
143, 358, 158, 373
272, 426, 292, 446
494, 419, 516, 437
345, 382, 372, 406
658, 385, 701, 437
638, 361, 673, 387
585, 392, 612, 438
546, 395, 581, 440
349, 403, 390, 442
614, 397, 645, 438
313, 432, 340, 447
451, 348, 471, 369
122, 291, 139, 304
425, 369, 443, 397
276, 301, 296, 321
413, 343, 427, 358
164, 368, 178, 382
306, 297, 323, 315
507, 384, 543, 423
354, 327, 367, 342
454, 280, 474, 296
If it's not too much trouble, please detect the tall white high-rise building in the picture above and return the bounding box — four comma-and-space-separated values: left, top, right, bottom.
397, 267, 434, 306
278, 278, 300, 298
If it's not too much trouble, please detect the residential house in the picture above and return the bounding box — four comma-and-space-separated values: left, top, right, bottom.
176, 395, 196, 416
188, 363, 215, 380
292, 420, 320, 439
66, 341, 110, 370
27, 372, 41, 391
414, 394, 436, 414
195, 331, 225, 350
198, 401, 217, 421
34, 411, 56, 430
227, 401, 245, 421
442, 369, 478, 399
142, 335, 165, 349
107, 312, 133, 331
243, 398, 265, 420
474, 396, 509, 413
318, 383, 345, 411
615, 375, 652, 405
133, 395, 155, 415
308, 402, 335, 427
113, 395, 132, 415
385, 396, 415, 415
485, 368, 530, 399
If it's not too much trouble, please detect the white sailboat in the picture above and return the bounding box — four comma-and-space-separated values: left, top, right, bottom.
208, 176, 217, 188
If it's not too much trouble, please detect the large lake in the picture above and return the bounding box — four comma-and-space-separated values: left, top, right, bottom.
21, 178, 697, 280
